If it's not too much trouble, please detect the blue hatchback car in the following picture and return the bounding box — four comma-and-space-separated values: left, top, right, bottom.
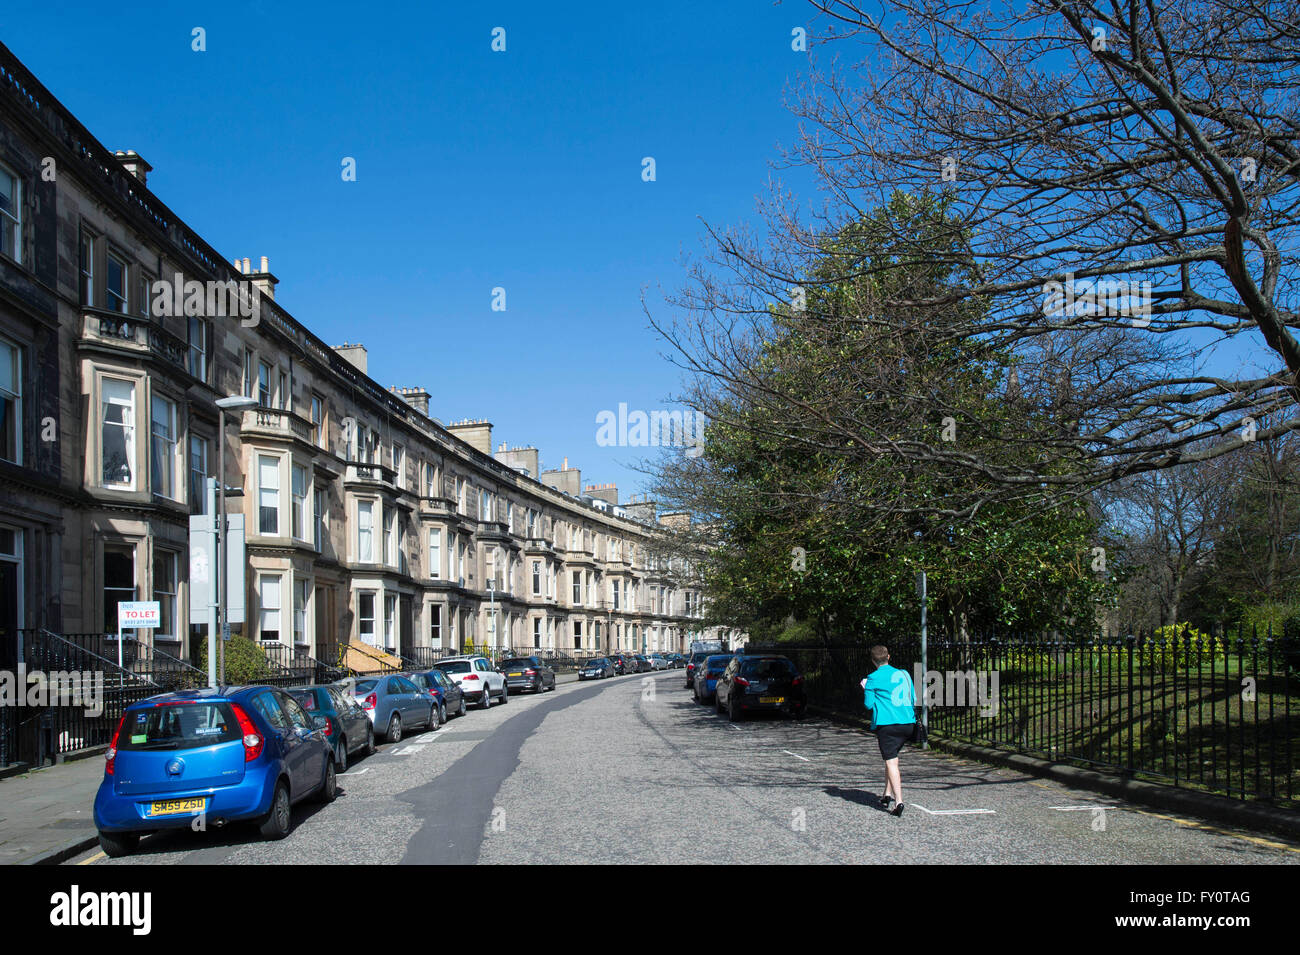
693, 653, 735, 703
93, 685, 336, 857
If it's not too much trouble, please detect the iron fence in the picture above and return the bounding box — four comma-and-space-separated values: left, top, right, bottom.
750, 625, 1299, 808
4, 630, 162, 767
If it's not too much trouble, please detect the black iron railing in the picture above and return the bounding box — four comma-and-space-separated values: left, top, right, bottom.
750, 625, 1299, 807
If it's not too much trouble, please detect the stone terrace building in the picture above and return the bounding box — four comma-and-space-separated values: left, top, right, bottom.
0, 42, 739, 676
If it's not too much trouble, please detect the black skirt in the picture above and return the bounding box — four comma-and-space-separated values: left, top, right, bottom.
876, 722, 914, 760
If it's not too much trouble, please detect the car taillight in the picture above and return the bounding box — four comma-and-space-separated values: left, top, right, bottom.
525, 668, 537, 675
322, 717, 335, 736
792, 676, 803, 686
231, 703, 264, 762
463, 673, 480, 681
105, 714, 126, 776
735, 677, 749, 687
363, 693, 377, 710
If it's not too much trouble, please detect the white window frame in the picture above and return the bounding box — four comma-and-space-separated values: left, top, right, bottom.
0, 163, 20, 265
150, 393, 179, 501
257, 454, 282, 536
100, 376, 138, 490
357, 500, 375, 563
259, 573, 283, 643
429, 528, 442, 579
0, 336, 21, 466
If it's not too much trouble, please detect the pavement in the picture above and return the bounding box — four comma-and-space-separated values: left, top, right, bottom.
0, 755, 104, 865
37, 669, 1299, 866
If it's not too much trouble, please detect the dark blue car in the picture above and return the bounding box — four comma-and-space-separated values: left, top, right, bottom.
93, 685, 336, 857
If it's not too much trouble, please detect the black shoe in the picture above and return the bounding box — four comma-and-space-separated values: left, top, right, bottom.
880, 794, 894, 809
890, 803, 905, 817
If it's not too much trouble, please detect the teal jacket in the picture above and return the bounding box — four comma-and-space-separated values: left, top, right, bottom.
862, 664, 917, 729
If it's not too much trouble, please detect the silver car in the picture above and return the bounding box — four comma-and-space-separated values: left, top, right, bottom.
352, 674, 436, 743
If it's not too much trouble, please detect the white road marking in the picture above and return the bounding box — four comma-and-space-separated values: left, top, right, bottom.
911, 804, 996, 816
782, 750, 810, 761
396, 744, 427, 755
1049, 805, 1115, 811
340, 767, 371, 776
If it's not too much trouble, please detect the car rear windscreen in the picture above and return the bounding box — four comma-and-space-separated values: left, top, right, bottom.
118, 702, 240, 751
500, 659, 532, 668
741, 659, 797, 679
436, 661, 471, 674
353, 679, 379, 694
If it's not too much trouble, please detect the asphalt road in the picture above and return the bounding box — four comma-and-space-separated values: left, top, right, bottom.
71, 670, 1300, 865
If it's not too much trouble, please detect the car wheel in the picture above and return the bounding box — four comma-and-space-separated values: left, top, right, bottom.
334, 738, 348, 772
259, 782, 292, 840
98, 831, 139, 858
458, 695, 467, 718
387, 713, 402, 743
439, 703, 447, 726
316, 756, 338, 803
501, 683, 508, 704
365, 724, 375, 755
534, 678, 544, 693
426, 705, 436, 729
728, 696, 741, 722
480, 687, 492, 709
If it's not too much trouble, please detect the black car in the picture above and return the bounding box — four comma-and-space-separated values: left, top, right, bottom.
577, 657, 615, 680
498, 656, 557, 693
631, 654, 651, 673
714, 654, 806, 721
609, 653, 633, 675
288, 683, 375, 771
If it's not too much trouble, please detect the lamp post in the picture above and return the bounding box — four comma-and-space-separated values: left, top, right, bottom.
214, 395, 259, 685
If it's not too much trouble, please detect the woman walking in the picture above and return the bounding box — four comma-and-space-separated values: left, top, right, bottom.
861, 644, 918, 817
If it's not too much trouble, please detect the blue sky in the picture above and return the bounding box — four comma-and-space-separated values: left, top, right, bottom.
2, 1, 819, 498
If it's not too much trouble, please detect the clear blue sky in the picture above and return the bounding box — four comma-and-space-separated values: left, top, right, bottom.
2, 0, 819, 498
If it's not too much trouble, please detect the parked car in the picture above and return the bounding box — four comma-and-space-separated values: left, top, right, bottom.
632, 654, 651, 673
93, 686, 336, 857
578, 657, 615, 680
693, 653, 734, 703
714, 654, 806, 721
352, 674, 437, 743
668, 653, 686, 668
647, 653, 672, 670
498, 656, 557, 693
288, 683, 374, 771
408, 669, 467, 721
432, 656, 508, 709
685, 651, 713, 689
608, 653, 632, 676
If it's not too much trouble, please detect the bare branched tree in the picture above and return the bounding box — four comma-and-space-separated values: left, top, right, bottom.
651, 0, 1300, 521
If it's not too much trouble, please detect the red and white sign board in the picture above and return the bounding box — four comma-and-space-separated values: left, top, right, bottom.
118, 601, 161, 630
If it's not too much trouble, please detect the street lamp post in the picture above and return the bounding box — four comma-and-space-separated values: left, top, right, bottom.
214, 395, 259, 686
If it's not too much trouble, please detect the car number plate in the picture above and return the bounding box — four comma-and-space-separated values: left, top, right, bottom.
759, 696, 785, 704
508, 672, 522, 677
149, 796, 207, 816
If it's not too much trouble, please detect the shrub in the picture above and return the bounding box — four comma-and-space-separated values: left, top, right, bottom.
1138, 624, 1225, 672
195, 634, 275, 685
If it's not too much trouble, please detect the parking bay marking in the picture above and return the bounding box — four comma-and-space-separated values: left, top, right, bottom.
782, 750, 810, 761
340, 767, 371, 776
911, 804, 996, 816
